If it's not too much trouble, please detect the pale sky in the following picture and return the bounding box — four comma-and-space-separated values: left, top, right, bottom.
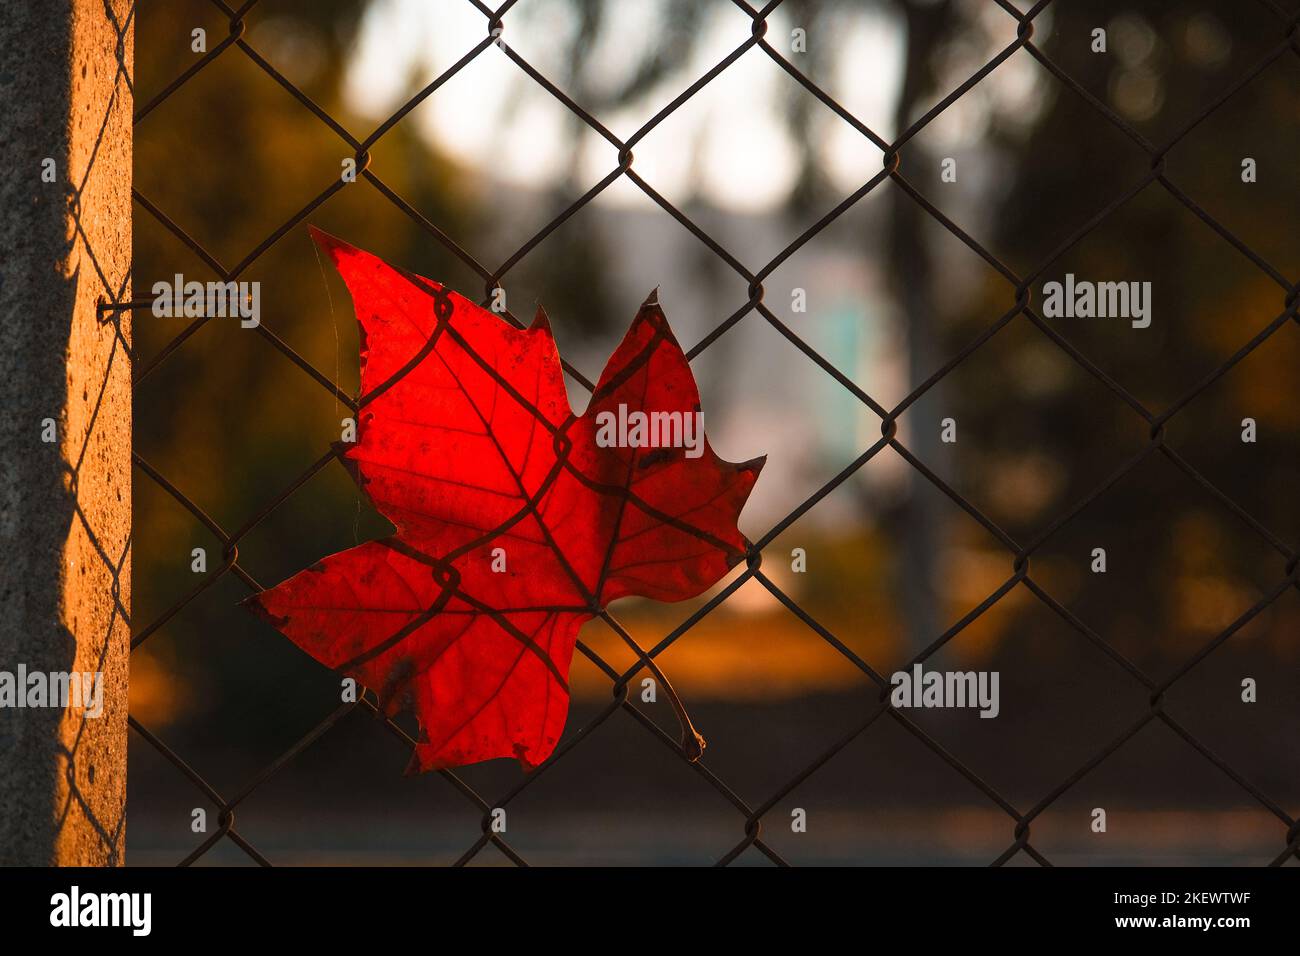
343, 0, 911, 211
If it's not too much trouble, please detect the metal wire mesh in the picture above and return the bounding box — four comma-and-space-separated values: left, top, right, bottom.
115, 0, 1300, 866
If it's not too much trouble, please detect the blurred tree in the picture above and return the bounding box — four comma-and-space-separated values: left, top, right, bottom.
954, 0, 1298, 665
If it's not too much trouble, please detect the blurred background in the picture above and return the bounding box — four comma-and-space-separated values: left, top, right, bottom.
129, 0, 1300, 864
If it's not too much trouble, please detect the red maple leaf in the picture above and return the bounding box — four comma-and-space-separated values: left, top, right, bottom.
246, 228, 763, 774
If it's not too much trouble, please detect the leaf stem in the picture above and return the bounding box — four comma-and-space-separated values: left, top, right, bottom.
600, 612, 705, 761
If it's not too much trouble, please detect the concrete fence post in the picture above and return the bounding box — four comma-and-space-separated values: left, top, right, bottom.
0, 0, 132, 865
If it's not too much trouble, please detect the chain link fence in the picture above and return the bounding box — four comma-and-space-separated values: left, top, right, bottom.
120, 0, 1300, 866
